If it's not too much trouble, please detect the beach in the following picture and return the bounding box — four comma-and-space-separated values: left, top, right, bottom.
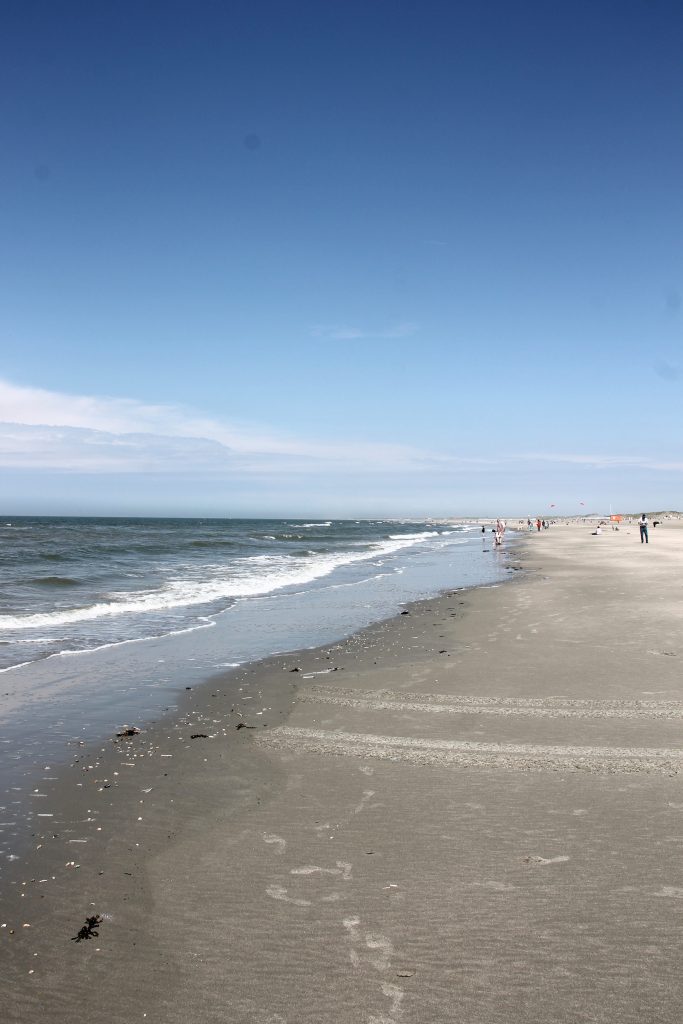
4, 519, 683, 1023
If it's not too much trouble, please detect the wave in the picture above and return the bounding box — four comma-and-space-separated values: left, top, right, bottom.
0, 619, 217, 673
189, 539, 236, 548
257, 533, 317, 542
27, 576, 82, 587
388, 530, 440, 541
0, 530, 450, 631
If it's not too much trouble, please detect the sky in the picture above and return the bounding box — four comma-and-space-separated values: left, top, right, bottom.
1, 0, 682, 517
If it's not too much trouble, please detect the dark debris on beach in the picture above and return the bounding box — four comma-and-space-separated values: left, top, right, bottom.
115, 726, 141, 740
71, 915, 103, 943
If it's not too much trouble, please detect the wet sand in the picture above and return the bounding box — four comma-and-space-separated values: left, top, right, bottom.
4, 521, 683, 1023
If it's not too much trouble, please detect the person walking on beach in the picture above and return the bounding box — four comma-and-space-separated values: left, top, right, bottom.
639, 513, 649, 544
536, 518, 542, 532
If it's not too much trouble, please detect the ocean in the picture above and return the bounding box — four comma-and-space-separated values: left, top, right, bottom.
0, 516, 510, 865
0, 516, 504, 674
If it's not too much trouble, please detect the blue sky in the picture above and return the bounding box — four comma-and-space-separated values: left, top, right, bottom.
2, 0, 682, 516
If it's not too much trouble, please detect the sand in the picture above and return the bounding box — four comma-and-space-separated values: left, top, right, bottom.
3, 519, 683, 1023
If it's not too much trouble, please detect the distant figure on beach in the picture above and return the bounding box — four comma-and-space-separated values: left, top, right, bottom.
536, 518, 542, 532
639, 513, 649, 544
527, 519, 533, 531
592, 524, 602, 535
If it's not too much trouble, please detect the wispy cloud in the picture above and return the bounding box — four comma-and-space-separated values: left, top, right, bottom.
2, 378, 683, 478
517, 452, 683, 472
0, 377, 441, 473
0, 424, 234, 472
310, 322, 419, 341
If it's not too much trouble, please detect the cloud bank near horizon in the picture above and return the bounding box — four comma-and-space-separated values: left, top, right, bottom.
1, 378, 682, 479
0, 377, 444, 473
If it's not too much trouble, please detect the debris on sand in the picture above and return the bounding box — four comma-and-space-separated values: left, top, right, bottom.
400, 610, 410, 615
190, 733, 208, 739
289, 667, 300, 672
115, 726, 141, 739
236, 722, 256, 730
72, 915, 103, 942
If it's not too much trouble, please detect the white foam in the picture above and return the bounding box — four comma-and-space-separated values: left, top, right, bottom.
2, 618, 217, 667
0, 531, 458, 631
388, 530, 439, 541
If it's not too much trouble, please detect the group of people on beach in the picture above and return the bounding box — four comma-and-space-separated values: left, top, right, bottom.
483, 514, 654, 546
593, 514, 652, 542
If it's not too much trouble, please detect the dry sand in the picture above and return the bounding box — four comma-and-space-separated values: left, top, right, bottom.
3, 520, 683, 1023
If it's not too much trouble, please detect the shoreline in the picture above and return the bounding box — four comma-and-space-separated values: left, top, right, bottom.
0, 530, 512, 868
0, 553, 521, 885
4, 523, 683, 1022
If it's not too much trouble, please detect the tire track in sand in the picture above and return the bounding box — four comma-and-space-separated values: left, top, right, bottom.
258, 726, 683, 774
299, 686, 683, 721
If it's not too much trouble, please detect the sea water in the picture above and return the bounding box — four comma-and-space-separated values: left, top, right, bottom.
1, 517, 505, 674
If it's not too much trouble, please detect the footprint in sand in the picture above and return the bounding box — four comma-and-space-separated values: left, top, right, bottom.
365, 933, 394, 971
343, 916, 362, 941
263, 833, 286, 854
381, 982, 404, 1017
266, 885, 311, 907
354, 791, 376, 814
290, 861, 352, 881
344, 917, 397, 979
524, 855, 570, 866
